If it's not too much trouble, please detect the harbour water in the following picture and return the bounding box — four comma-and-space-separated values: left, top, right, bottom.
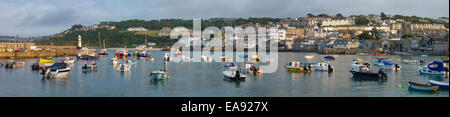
0, 50, 448, 97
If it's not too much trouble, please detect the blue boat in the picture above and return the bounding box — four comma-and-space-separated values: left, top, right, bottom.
419, 61, 445, 75
82, 64, 99, 71
429, 80, 449, 89
238, 54, 249, 58
324, 56, 335, 60
150, 71, 169, 81
408, 82, 439, 91
77, 55, 98, 60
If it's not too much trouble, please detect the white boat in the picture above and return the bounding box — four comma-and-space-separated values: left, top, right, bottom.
42, 63, 71, 78
223, 69, 246, 81
419, 61, 445, 75
314, 62, 334, 72
117, 63, 131, 72
403, 59, 419, 64
242, 62, 262, 74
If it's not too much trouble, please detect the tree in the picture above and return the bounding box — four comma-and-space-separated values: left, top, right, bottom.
318, 14, 329, 18
380, 12, 387, 20
371, 27, 381, 40
355, 16, 369, 26
307, 13, 315, 17
358, 31, 372, 40
336, 13, 344, 19
401, 34, 414, 39
71, 24, 83, 30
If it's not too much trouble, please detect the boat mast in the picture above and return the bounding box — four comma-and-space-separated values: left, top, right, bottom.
98, 31, 101, 49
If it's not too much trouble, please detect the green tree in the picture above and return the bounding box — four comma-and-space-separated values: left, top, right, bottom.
355, 16, 369, 26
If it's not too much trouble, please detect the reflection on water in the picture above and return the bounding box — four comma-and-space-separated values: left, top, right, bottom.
0, 50, 448, 97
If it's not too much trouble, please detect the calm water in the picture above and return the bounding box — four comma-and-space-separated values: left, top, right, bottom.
0, 50, 448, 97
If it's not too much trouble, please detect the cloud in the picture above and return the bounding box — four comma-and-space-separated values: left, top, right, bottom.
0, 0, 448, 37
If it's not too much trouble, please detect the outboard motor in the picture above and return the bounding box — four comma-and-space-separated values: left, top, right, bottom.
235, 70, 241, 80
328, 65, 334, 72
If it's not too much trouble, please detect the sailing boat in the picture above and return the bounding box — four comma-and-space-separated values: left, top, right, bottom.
99, 38, 108, 56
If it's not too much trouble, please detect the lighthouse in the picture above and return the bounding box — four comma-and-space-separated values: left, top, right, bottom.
77, 35, 82, 49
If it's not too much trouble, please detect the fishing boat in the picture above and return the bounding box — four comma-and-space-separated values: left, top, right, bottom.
323, 56, 335, 61
99, 49, 108, 56
221, 56, 232, 62
117, 62, 131, 72
223, 68, 246, 81
82, 63, 99, 72
41, 63, 71, 78
408, 82, 439, 91
134, 49, 150, 59
150, 71, 169, 81
285, 61, 312, 73
349, 61, 387, 79
314, 62, 334, 72
242, 62, 262, 74
110, 58, 120, 65
77, 47, 99, 60
4, 60, 26, 68
419, 61, 445, 75
39, 57, 53, 63
428, 80, 449, 89
114, 48, 129, 59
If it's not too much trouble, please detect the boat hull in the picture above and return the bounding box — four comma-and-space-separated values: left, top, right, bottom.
408, 82, 438, 91
349, 70, 384, 78
286, 67, 311, 73
429, 80, 449, 89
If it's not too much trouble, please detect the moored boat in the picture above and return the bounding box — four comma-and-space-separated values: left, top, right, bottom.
82, 63, 99, 72
39, 57, 54, 63
428, 80, 449, 89
223, 68, 246, 81
349, 61, 387, 79
419, 61, 445, 75
285, 61, 312, 73
41, 63, 71, 78
242, 62, 262, 74
150, 71, 169, 80
408, 82, 438, 91
324, 56, 335, 61
99, 49, 108, 56
114, 48, 129, 59
116, 62, 131, 72
314, 62, 334, 72
110, 58, 120, 65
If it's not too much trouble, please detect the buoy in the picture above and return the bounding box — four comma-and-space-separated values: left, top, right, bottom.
181, 62, 183, 64
398, 84, 402, 88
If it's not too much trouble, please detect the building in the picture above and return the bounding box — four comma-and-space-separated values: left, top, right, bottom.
411, 24, 446, 30
0, 43, 35, 52
333, 39, 360, 49
127, 27, 148, 32
159, 27, 172, 37
320, 19, 354, 26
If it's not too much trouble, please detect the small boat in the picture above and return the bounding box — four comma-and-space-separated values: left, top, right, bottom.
150, 71, 169, 81
349, 62, 387, 79
304, 55, 314, 59
64, 57, 75, 64
373, 59, 401, 71
402, 60, 419, 64
428, 80, 449, 89
408, 82, 438, 91
99, 49, 108, 56
110, 58, 120, 65
201, 56, 213, 62
127, 59, 137, 65
40, 57, 54, 63
324, 56, 335, 61
239, 54, 249, 58
314, 62, 334, 72
285, 61, 312, 73
221, 56, 232, 62
223, 69, 246, 81
77, 47, 99, 60
114, 48, 129, 59
420, 55, 428, 57
116, 62, 131, 72
419, 61, 445, 75
32, 62, 53, 71
82, 63, 99, 72
41, 63, 71, 78
4, 60, 26, 68
0, 62, 3, 67
242, 62, 262, 74
224, 63, 237, 69
134, 49, 150, 59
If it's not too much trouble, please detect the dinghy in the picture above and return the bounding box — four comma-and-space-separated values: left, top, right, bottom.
223, 68, 246, 81
408, 82, 438, 91
428, 80, 449, 89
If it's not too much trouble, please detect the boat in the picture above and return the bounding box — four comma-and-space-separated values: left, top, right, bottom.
150, 71, 169, 81
164, 52, 171, 62
224, 63, 237, 69
77, 47, 99, 60
242, 62, 262, 74
31, 62, 53, 71
82, 63, 99, 72
4, 60, 26, 68
373, 59, 401, 71
419, 61, 445, 75
0, 62, 3, 67
110, 58, 120, 65
349, 61, 387, 79
221, 56, 232, 62
428, 80, 449, 89
116, 62, 131, 72
239, 54, 249, 58
223, 68, 246, 81
304, 55, 314, 59
408, 82, 438, 91
134, 49, 150, 59
201, 56, 213, 62
41, 63, 71, 78
39, 57, 53, 63
114, 48, 129, 59
99, 49, 108, 56
323, 56, 335, 61
402, 60, 419, 64
285, 61, 312, 73
64, 57, 75, 64
314, 62, 334, 72
127, 59, 137, 65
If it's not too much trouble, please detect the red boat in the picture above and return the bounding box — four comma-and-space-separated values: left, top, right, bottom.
114, 49, 129, 59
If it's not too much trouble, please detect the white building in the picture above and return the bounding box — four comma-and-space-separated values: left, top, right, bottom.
127, 27, 148, 32
333, 39, 360, 49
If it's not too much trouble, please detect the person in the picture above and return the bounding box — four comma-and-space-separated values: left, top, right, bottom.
235, 70, 241, 80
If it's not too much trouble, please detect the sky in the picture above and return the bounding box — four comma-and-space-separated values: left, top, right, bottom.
0, 0, 448, 37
